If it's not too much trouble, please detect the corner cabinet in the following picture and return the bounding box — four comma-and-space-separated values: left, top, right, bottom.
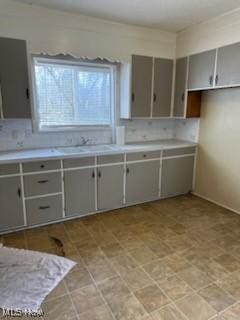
188, 49, 216, 90
0, 37, 31, 119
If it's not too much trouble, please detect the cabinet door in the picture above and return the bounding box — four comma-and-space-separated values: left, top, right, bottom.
188, 49, 216, 90
161, 156, 194, 198
173, 57, 188, 117
126, 161, 159, 204
0, 176, 24, 231
152, 58, 173, 117
216, 43, 240, 87
0, 37, 31, 118
97, 165, 124, 210
64, 168, 95, 217
131, 55, 153, 117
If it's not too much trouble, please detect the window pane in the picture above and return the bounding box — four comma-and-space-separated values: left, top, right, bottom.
34, 60, 112, 128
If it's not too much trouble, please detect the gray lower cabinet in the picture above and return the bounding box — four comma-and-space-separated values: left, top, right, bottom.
0, 176, 24, 231
126, 161, 160, 204
161, 156, 195, 198
26, 195, 62, 226
131, 55, 153, 117
64, 168, 95, 216
216, 42, 240, 87
152, 58, 173, 117
188, 49, 216, 90
97, 165, 124, 210
173, 57, 188, 117
0, 37, 31, 119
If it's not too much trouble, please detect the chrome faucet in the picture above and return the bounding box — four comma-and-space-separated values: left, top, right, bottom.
81, 137, 90, 145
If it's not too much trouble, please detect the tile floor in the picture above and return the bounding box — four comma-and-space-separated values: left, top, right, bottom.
1, 194, 240, 319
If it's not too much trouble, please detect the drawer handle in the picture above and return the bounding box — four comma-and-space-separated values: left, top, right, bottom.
17, 187, 21, 198
37, 179, 49, 184
92, 171, 95, 178
39, 206, 50, 210
126, 167, 130, 174
98, 170, 101, 178
153, 93, 157, 103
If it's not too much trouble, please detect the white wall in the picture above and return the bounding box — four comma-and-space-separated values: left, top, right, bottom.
0, 0, 176, 62
177, 7, 240, 57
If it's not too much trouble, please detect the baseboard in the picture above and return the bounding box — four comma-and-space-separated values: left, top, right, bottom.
192, 192, 240, 216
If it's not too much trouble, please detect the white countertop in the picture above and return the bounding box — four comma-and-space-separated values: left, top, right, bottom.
0, 139, 197, 164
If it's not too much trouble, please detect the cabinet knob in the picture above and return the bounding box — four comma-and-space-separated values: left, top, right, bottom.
40, 164, 45, 169
126, 167, 130, 174
17, 187, 21, 198
181, 93, 185, 102
153, 93, 157, 103
98, 170, 101, 178
26, 88, 30, 100
131, 93, 135, 103
209, 75, 213, 86
215, 75, 219, 85
92, 171, 95, 178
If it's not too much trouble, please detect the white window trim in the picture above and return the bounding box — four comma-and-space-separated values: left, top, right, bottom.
31, 55, 117, 133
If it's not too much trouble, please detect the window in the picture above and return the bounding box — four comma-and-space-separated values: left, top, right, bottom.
32, 57, 115, 131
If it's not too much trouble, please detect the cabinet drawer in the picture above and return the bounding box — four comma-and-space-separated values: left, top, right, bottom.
26, 195, 63, 226
63, 157, 95, 169
24, 172, 61, 197
97, 154, 124, 165
162, 147, 196, 157
126, 151, 160, 161
23, 160, 60, 173
0, 164, 19, 175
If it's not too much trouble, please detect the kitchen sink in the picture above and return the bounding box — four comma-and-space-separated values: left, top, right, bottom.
57, 147, 86, 154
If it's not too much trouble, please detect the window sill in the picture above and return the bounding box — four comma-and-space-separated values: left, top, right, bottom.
35, 124, 113, 133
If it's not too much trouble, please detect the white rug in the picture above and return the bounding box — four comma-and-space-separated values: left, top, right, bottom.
0, 244, 76, 312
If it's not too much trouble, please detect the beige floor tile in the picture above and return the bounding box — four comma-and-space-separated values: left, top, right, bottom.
165, 235, 193, 252
109, 253, 138, 274
100, 243, 124, 258
159, 275, 193, 301
71, 284, 105, 315
128, 246, 158, 265
199, 283, 236, 312
135, 284, 170, 313
177, 266, 214, 290
42, 294, 77, 320
65, 267, 93, 292
194, 259, 229, 281
142, 259, 175, 283
26, 235, 55, 251
87, 257, 117, 283
78, 304, 114, 320
97, 276, 130, 302
220, 302, 240, 319
214, 254, 240, 272
163, 253, 191, 272
168, 223, 187, 235
45, 280, 68, 302
107, 293, 147, 320
151, 304, 186, 320
217, 272, 240, 300
121, 267, 154, 291
3, 231, 26, 249
146, 241, 174, 259
175, 294, 217, 320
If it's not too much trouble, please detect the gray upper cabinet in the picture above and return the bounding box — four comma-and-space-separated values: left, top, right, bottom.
126, 160, 159, 204
173, 57, 188, 117
0, 176, 24, 231
64, 168, 95, 217
188, 49, 216, 90
0, 37, 31, 119
152, 58, 173, 117
216, 43, 240, 87
131, 55, 153, 117
97, 165, 124, 210
161, 156, 194, 198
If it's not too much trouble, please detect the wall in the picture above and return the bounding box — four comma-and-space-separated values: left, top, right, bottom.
177, 7, 240, 57
194, 88, 240, 213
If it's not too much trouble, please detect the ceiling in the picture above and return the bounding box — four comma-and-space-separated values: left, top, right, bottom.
14, 0, 240, 32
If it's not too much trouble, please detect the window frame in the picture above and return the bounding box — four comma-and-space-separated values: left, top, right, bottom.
31, 55, 117, 132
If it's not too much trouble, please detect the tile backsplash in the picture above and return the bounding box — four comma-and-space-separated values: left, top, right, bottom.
0, 118, 199, 151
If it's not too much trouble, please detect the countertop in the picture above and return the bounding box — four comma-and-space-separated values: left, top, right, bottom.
0, 139, 197, 164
